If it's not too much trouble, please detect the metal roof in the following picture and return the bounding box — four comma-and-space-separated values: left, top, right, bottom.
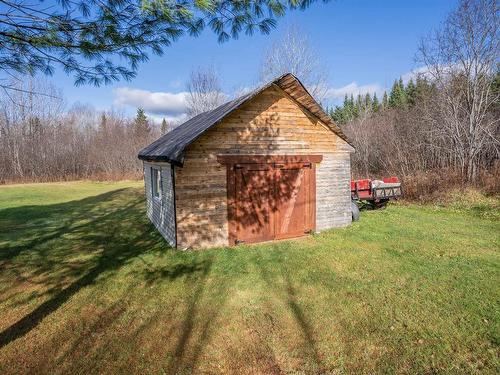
138, 73, 352, 165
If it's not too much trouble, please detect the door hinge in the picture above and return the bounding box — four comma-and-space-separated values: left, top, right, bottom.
304, 229, 313, 234
235, 239, 245, 245
303, 162, 312, 168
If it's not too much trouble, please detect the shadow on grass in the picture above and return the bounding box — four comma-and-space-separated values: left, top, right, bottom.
0, 186, 232, 373
169, 259, 228, 373
253, 251, 323, 371
0, 189, 131, 262
0, 188, 170, 348
0, 186, 324, 372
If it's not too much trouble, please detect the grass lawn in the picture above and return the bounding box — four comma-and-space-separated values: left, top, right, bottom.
0, 181, 498, 374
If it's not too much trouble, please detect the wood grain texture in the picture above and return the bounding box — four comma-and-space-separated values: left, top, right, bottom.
175, 86, 352, 249
224, 157, 318, 246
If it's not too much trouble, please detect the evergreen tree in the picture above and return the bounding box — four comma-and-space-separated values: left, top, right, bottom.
415, 76, 434, 100
388, 80, 399, 108
372, 93, 380, 112
406, 79, 417, 106
329, 90, 386, 123
343, 94, 349, 108
364, 93, 372, 112
398, 78, 408, 107
329, 95, 353, 124
389, 78, 407, 108
134, 108, 150, 138
1, 1, 321, 87
330, 106, 345, 124
382, 91, 389, 108
343, 94, 354, 122
354, 94, 362, 117
347, 94, 355, 121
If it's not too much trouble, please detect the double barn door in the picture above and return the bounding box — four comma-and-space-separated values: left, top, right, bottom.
220, 155, 321, 245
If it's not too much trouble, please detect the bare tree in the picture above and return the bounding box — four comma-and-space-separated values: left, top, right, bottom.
186, 67, 227, 117
417, 0, 500, 182
0, 78, 159, 183
260, 24, 329, 102
0, 78, 64, 180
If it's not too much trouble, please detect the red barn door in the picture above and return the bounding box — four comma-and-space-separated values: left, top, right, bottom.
222, 155, 320, 245
275, 162, 314, 240
233, 163, 275, 244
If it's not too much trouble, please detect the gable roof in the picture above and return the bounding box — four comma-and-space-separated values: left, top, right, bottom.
138, 73, 352, 166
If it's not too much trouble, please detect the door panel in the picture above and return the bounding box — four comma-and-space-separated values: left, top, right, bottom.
275, 163, 311, 239
234, 164, 275, 244
226, 157, 317, 246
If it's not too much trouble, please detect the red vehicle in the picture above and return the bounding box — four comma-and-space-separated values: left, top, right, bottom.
350, 177, 403, 219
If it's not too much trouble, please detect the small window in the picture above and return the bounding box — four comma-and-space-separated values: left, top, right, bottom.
151, 167, 161, 199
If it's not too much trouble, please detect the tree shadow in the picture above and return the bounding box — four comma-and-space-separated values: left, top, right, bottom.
0, 189, 129, 262
163, 256, 231, 374
253, 252, 323, 371
1, 185, 234, 373
0, 187, 168, 348
47, 255, 222, 373
105, 253, 230, 374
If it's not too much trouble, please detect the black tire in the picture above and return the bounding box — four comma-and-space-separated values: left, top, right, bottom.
351, 200, 360, 221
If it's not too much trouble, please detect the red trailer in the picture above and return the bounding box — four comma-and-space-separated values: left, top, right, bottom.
351, 176, 402, 210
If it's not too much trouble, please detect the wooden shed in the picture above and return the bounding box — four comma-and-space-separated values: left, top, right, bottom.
138, 73, 354, 249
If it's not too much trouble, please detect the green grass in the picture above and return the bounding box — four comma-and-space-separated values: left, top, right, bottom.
0, 181, 498, 374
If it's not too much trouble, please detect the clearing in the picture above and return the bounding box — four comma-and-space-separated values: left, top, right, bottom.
0, 181, 498, 374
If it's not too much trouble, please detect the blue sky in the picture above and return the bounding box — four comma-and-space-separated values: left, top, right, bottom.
47, 0, 457, 122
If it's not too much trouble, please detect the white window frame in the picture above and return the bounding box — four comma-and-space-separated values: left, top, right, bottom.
151, 167, 162, 200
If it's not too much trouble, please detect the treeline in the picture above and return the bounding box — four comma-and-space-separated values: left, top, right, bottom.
328, 77, 434, 124
334, 74, 499, 195
0, 81, 162, 183
332, 0, 500, 194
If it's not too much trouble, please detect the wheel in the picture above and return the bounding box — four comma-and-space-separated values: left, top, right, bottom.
351, 200, 360, 221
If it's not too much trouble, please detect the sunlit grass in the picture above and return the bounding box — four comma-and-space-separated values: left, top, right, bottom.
0, 182, 498, 374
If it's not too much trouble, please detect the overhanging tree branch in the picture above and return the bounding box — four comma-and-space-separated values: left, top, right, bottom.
0, 0, 330, 87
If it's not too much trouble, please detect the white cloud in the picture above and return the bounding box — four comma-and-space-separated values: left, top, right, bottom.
148, 113, 188, 125
402, 64, 468, 84
401, 66, 436, 83
114, 79, 389, 122
113, 87, 189, 116
325, 82, 384, 101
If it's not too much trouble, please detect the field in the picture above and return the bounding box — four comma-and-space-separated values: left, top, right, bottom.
0, 181, 498, 374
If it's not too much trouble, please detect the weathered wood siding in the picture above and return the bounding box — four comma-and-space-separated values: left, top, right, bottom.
316, 153, 352, 229
175, 86, 354, 248
143, 162, 176, 247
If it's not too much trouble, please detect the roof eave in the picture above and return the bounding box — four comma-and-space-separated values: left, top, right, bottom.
138, 154, 184, 166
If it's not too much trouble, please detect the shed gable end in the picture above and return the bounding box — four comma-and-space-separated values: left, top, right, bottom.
174, 86, 351, 249
187, 86, 351, 154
